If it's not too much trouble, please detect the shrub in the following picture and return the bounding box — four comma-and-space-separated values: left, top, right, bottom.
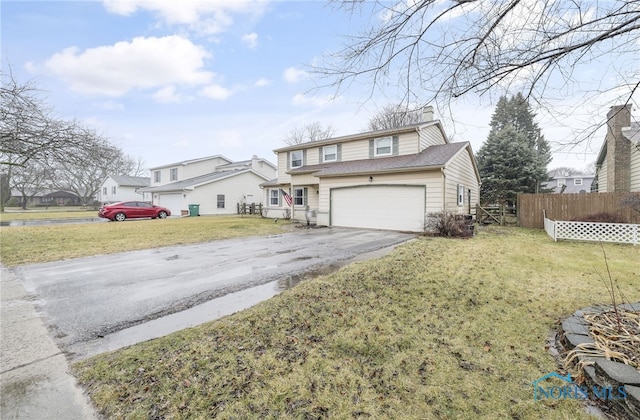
425, 212, 474, 238
572, 212, 626, 223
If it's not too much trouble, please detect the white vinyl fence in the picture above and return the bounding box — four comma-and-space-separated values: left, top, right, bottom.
543, 212, 639, 246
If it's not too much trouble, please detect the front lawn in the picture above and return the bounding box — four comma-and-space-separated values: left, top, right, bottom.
73, 227, 640, 419
0, 216, 287, 266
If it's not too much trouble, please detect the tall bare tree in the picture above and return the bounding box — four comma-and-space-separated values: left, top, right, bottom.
284, 121, 335, 145
368, 105, 425, 131
47, 127, 134, 206
10, 160, 52, 209
317, 1, 639, 125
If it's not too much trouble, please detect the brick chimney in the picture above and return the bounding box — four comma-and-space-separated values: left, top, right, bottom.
605, 104, 631, 192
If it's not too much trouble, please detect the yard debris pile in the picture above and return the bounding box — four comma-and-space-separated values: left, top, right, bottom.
565, 307, 640, 372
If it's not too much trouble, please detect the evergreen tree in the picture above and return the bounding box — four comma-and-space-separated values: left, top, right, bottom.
477, 94, 552, 204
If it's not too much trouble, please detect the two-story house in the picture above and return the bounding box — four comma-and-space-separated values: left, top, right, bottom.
593, 104, 640, 192
143, 155, 276, 216
541, 174, 595, 194
97, 175, 151, 204
261, 108, 481, 232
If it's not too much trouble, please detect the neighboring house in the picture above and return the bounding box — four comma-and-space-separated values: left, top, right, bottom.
9, 189, 81, 207
97, 175, 151, 204
261, 107, 481, 232
142, 155, 276, 216
593, 104, 640, 192
541, 174, 594, 194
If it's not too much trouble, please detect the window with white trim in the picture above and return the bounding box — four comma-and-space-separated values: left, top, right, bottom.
323, 145, 337, 162
290, 150, 303, 168
374, 137, 392, 156
170, 168, 178, 181
217, 194, 225, 209
269, 189, 280, 206
457, 184, 465, 206
557, 179, 566, 187
154, 170, 161, 183
112, 186, 117, 194
293, 187, 307, 206
102, 187, 107, 195
574, 178, 583, 186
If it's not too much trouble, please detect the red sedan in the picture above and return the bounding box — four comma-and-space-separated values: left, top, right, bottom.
98, 201, 171, 222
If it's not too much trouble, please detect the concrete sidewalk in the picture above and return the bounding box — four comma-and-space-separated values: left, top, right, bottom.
1, 267, 99, 420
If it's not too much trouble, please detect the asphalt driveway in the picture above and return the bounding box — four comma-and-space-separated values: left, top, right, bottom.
13, 227, 414, 358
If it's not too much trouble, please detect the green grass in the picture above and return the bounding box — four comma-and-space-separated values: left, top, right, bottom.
0, 207, 97, 221
0, 216, 287, 266
72, 227, 640, 419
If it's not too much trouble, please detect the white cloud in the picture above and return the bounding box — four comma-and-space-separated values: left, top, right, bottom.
242, 32, 259, 48
153, 86, 183, 104
292, 93, 333, 107
199, 84, 233, 100
283, 67, 308, 83
254, 78, 270, 87
95, 100, 125, 110
44, 36, 213, 96
102, 0, 268, 34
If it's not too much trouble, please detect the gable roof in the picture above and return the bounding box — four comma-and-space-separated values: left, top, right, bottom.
273, 120, 446, 153
109, 175, 150, 187
149, 154, 232, 170
289, 142, 470, 177
142, 169, 269, 193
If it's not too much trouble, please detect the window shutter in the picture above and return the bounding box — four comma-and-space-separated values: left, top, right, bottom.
337, 144, 342, 161
319, 148, 323, 163
392, 136, 399, 156
369, 140, 374, 158
303, 149, 307, 166
304, 187, 308, 205
287, 152, 290, 170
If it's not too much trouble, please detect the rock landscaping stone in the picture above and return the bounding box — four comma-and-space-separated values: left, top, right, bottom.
595, 359, 640, 386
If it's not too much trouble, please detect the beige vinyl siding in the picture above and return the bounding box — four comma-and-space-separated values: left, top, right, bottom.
291, 186, 319, 223
631, 144, 640, 191
151, 157, 230, 186
419, 125, 447, 150
317, 171, 443, 226
340, 139, 374, 161
276, 152, 291, 184
397, 131, 420, 155
290, 173, 320, 186
443, 146, 480, 214
598, 160, 609, 192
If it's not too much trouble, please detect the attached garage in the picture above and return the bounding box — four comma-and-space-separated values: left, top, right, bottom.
156, 193, 184, 217
330, 185, 426, 232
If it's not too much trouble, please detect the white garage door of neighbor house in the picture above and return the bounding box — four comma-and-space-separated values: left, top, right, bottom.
157, 194, 183, 217
331, 185, 426, 232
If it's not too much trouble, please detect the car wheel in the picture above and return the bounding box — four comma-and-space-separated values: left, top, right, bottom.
114, 212, 126, 222
158, 211, 168, 219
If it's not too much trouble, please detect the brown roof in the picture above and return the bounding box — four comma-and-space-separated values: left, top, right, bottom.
289, 142, 469, 177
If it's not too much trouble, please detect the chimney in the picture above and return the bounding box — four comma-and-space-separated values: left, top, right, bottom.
605, 104, 631, 192
422, 106, 434, 122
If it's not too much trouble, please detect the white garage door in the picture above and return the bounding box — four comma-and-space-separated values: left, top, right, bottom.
157, 193, 183, 217
331, 185, 426, 232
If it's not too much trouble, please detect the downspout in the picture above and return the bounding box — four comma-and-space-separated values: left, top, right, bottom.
441, 167, 446, 214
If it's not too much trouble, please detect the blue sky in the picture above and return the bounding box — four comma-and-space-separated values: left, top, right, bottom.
2, 1, 635, 172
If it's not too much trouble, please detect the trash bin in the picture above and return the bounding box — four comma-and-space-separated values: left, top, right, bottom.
188, 204, 200, 217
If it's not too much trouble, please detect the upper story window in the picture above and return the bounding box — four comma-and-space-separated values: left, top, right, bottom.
112, 186, 117, 194
323, 145, 337, 162
374, 137, 392, 156
102, 187, 107, 195
290, 150, 303, 168
557, 179, 566, 187
154, 170, 161, 183
170, 168, 178, 181
574, 178, 583, 186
